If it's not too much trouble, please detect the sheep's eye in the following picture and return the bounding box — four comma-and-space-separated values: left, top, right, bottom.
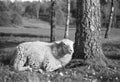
63, 45, 69, 50
63, 43, 66, 46
63, 43, 67, 47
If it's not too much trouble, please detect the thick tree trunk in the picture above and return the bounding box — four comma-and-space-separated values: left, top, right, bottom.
74, 0, 107, 67
50, 0, 56, 42
64, 0, 70, 39
104, 0, 114, 38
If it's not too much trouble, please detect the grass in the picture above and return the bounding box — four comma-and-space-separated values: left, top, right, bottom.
0, 35, 120, 82
0, 27, 75, 41
0, 18, 120, 82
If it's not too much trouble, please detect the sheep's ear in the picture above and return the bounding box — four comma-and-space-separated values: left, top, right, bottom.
54, 41, 64, 48
60, 42, 66, 46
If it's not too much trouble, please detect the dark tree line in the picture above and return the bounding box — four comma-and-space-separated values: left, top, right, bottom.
0, 1, 23, 26
1, 0, 120, 29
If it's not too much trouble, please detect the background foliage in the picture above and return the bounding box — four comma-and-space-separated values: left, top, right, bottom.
0, 0, 120, 28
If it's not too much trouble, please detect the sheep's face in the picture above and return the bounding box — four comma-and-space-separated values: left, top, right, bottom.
52, 39, 74, 59
56, 39, 74, 57
60, 39, 74, 55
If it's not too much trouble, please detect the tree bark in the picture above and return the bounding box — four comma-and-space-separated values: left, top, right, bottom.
64, 0, 70, 39
104, 0, 114, 38
74, 0, 107, 67
50, 0, 56, 42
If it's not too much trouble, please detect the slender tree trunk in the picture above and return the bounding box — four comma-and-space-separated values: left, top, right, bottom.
64, 0, 70, 39
36, 1, 40, 19
74, 0, 108, 67
50, 0, 56, 42
114, 14, 116, 28
104, 0, 114, 38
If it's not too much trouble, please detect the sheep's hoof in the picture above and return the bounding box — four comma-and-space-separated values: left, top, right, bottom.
27, 66, 33, 72
34, 69, 44, 74
38, 69, 44, 73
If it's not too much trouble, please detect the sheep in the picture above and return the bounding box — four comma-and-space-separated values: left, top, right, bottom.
11, 39, 74, 72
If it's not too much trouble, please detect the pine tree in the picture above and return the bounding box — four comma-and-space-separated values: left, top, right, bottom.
74, 0, 108, 67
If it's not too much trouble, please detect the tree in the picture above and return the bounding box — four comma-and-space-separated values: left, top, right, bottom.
9, 2, 24, 15
104, 0, 114, 38
24, 2, 40, 18
0, 1, 11, 26
50, 0, 56, 42
73, 0, 108, 67
64, 0, 70, 39
36, 1, 40, 19
0, 1, 8, 11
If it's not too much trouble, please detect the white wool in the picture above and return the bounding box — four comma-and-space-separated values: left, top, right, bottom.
12, 39, 74, 72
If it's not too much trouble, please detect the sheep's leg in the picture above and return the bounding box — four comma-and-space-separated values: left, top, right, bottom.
14, 57, 32, 72
37, 69, 43, 73
17, 65, 32, 72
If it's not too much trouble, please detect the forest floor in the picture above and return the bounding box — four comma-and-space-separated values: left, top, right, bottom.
0, 18, 120, 82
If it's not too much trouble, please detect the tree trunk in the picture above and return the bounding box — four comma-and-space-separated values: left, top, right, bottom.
104, 0, 114, 38
73, 0, 108, 67
36, 1, 40, 19
64, 0, 70, 39
50, 0, 56, 42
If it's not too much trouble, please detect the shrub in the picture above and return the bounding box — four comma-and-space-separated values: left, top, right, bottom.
0, 11, 23, 26
9, 2, 24, 15
0, 11, 11, 26
0, 1, 8, 12
11, 12, 23, 25
24, 2, 38, 18
0, 1, 11, 26
56, 9, 66, 26
0, 1, 23, 26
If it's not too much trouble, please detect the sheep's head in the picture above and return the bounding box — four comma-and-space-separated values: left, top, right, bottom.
57, 39, 74, 66
60, 39, 74, 54
53, 39, 74, 59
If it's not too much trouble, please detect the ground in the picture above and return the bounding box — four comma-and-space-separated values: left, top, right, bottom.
0, 18, 120, 82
